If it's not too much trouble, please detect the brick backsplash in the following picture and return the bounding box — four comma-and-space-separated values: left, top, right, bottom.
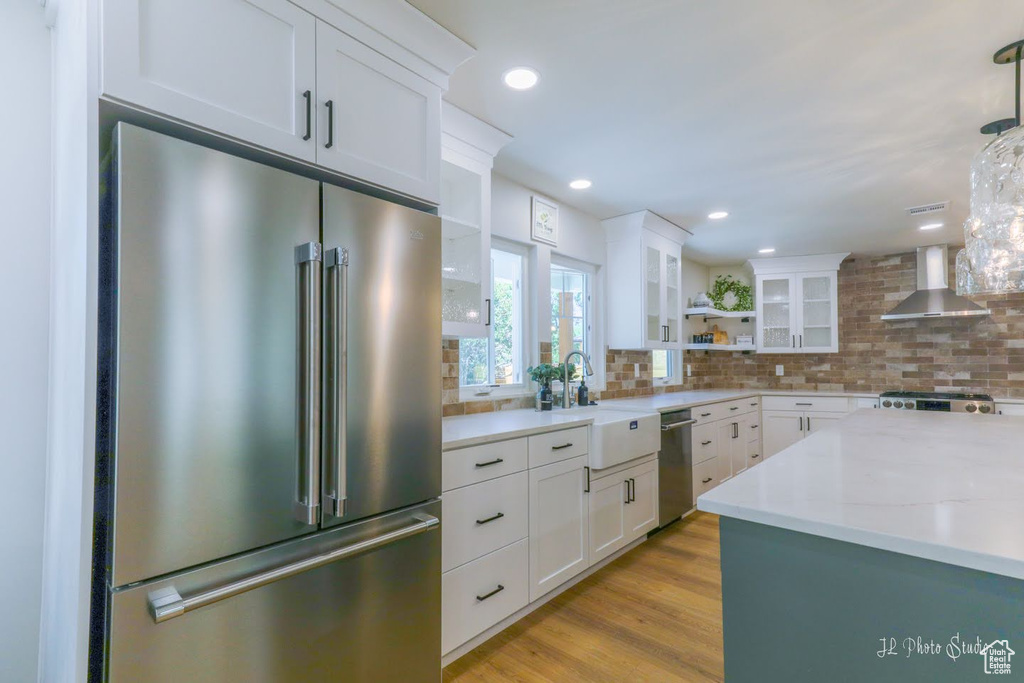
441, 250, 1024, 414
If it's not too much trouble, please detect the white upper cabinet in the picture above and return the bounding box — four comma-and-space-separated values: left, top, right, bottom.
748, 253, 848, 354
103, 0, 318, 161
101, 0, 474, 203
315, 20, 441, 202
605, 211, 691, 350
440, 103, 511, 338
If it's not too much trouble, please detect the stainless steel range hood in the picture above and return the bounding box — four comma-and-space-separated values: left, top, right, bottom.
880, 245, 991, 320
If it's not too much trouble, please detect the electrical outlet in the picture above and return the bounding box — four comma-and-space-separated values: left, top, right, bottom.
634, 363, 640, 378
776, 364, 784, 376
686, 364, 692, 377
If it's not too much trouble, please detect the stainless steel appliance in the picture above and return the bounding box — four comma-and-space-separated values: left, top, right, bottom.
878, 391, 995, 414
880, 245, 991, 320
91, 124, 442, 681
658, 410, 697, 528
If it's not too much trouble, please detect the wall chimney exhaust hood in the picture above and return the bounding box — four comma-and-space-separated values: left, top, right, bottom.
881, 245, 991, 320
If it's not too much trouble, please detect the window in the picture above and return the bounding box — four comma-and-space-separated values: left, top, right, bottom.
460, 247, 525, 388
551, 262, 591, 382
652, 350, 681, 385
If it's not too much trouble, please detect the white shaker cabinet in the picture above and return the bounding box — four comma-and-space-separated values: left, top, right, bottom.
315, 20, 441, 202
103, 0, 318, 162
604, 211, 691, 350
748, 254, 849, 353
587, 473, 628, 565
528, 455, 590, 602
761, 395, 852, 457
439, 104, 511, 338
623, 460, 659, 539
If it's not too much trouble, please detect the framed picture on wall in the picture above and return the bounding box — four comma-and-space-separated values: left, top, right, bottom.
531, 195, 559, 246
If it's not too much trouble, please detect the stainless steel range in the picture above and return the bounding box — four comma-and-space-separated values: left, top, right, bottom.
878, 391, 995, 414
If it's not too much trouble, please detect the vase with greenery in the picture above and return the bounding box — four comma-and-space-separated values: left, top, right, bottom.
528, 363, 560, 411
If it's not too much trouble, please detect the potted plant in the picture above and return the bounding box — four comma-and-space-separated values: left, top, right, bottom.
528, 363, 561, 411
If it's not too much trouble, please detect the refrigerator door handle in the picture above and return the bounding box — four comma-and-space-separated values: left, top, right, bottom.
147, 513, 440, 624
324, 247, 349, 519
294, 242, 323, 524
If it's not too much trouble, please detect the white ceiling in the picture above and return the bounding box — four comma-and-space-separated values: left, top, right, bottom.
410, 0, 1024, 264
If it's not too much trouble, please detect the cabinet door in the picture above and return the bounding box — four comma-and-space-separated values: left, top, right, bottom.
588, 474, 628, 565
762, 411, 804, 457
805, 412, 844, 435
746, 438, 763, 468
729, 417, 750, 477
624, 461, 659, 540
717, 421, 736, 482
439, 149, 490, 338
316, 21, 441, 203
529, 456, 589, 601
664, 246, 684, 349
757, 275, 796, 352
796, 272, 838, 352
641, 234, 666, 348
103, 0, 317, 161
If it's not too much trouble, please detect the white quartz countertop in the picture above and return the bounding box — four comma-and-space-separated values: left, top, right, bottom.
601, 390, 759, 413
442, 409, 594, 450
698, 409, 1024, 580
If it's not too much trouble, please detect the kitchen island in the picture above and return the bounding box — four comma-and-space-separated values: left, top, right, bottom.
698, 409, 1024, 682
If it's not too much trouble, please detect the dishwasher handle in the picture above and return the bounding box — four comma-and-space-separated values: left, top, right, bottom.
661, 419, 697, 431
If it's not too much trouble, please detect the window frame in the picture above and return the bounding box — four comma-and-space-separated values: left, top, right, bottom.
652, 349, 683, 387
550, 254, 603, 390
459, 239, 532, 401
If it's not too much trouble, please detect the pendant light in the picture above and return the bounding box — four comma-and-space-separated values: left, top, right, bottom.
955, 39, 1024, 295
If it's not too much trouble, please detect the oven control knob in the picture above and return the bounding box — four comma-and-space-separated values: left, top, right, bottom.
893, 400, 903, 408
904, 401, 914, 409
979, 404, 991, 414
965, 404, 978, 413
882, 400, 892, 408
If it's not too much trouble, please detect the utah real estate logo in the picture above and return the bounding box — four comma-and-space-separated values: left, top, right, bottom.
980, 639, 1014, 675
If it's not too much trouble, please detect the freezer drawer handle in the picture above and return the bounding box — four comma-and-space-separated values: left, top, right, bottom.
147, 513, 440, 624
324, 247, 349, 519
476, 585, 505, 602
475, 512, 505, 525
294, 242, 322, 524
475, 458, 504, 468
660, 419, 697, 431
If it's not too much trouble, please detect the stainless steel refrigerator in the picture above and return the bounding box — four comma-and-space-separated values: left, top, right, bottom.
91, 123, 442, 681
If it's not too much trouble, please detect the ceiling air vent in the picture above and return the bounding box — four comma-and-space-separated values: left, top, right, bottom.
905, 201, 950, 217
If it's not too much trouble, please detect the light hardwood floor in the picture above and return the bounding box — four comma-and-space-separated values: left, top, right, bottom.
442, 511, 724, 683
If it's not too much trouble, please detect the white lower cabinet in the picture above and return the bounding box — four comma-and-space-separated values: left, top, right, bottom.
762, 411, 804, 458
624, 460, 659, 538
761, 395, 853, 457
528, 455, 590, 602
693, 398, 763, 500
441, 471, 528, 573
588, 472, 628, 565
693, 458, 718, 498
441, 538, 529, 655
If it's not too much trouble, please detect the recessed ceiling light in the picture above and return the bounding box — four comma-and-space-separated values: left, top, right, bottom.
708, 211, 729, 220
758, 248, 776, 254
569, 179, 592, 190
502, 67, 539, 90
919, 222, 944, 231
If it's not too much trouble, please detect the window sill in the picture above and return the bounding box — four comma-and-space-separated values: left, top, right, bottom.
458, 386, 533, 403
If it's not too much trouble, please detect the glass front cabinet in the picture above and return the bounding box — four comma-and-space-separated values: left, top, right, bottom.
440, 103, 512, 338
749, 253, 848, 354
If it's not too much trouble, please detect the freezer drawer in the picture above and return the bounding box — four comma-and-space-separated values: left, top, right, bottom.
107, 501, 441, 682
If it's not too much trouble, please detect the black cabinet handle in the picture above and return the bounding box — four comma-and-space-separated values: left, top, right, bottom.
629, 478, 636, 502
730, 406, 739, 411
751, 424, 759, 429
799, 416, 804, 432
751, 453, 761, 459
475, 458, 504, 468
302, 90, 311, 141
701, 440, 712, 446
476, 585, 505, 602
732, 422, 739, 439
807, 417, 812, 431
584, 465, 590, 493
750, 402, 758, 406
475, 512, 505, 526
325, 99, 334, 149
795, 402, 813, 406
700, 412, 711, 418
702, 477, 713, 484
485, 298, 491, 326
624, 480, 631, 504
552, 443, 573, 450
799, 334, 803, 348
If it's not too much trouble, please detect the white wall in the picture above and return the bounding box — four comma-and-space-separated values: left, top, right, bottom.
490, 174, 606, 379
0, 2, 52, 681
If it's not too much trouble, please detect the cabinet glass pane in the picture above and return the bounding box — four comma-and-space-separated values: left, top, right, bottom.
761, 277, 791, 348
665, 254, 679, 342
645, 246, 661, 342
801, 276, 831, 347
441, 160, 483, 325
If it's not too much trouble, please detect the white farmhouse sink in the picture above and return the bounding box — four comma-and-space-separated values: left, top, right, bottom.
578, 407, 660, 470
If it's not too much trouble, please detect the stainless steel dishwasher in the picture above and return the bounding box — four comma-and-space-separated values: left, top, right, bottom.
658, 410, 697, 529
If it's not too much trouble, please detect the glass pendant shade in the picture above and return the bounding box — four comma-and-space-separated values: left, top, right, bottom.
956, 123, 1024, 295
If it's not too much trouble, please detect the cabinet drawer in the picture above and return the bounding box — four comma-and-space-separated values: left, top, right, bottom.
528, 426, 589, 468
442, 472, 528, 572
692, 423, 718, 465
442, 438, 527, 491
691, 403, 723, 426
720, 397, 759, 417
747, 419, 761, 445
693, 457, 718, 499
762, 395, 850, 413
442, 538, 528, 655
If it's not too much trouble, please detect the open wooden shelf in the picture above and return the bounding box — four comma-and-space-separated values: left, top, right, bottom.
684, 306, 755, 322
